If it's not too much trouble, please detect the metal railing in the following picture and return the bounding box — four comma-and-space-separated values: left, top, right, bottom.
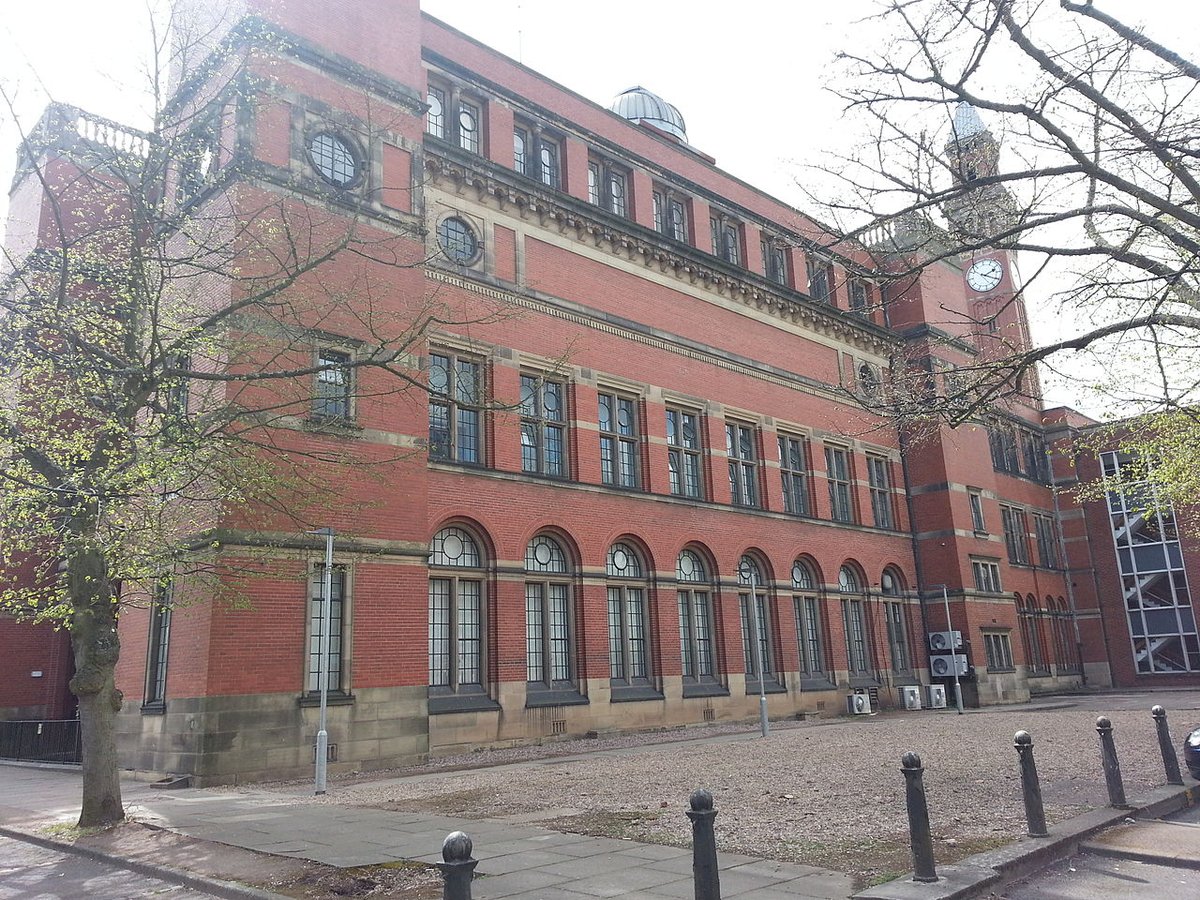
0, 719, 82, 765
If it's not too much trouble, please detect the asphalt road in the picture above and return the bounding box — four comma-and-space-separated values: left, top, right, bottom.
0, 835, 217, 899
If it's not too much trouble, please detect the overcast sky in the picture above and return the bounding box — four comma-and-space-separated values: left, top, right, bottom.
0, 0, 1195, 413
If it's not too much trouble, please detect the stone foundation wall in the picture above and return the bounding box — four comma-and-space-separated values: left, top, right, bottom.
117, 686, 429, 786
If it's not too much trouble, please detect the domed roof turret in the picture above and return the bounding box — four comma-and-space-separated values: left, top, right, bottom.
950, 101, 988, 142
610, 86, 687, 143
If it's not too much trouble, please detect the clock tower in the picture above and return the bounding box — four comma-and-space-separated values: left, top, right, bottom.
942, 102, 1019, 242
941, 102, 1034, 364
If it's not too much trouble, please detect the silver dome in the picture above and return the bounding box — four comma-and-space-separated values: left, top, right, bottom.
610, 86, 687, 142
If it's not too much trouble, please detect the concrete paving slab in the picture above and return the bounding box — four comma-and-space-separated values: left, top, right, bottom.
608, 842, 687, 861
471, 868, 573, 898
1082, 819, 1200, 869
554, 865, 688, 897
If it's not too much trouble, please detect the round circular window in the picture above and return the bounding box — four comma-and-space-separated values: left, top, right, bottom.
307, 131, 360, 187
437, 216, 480, 264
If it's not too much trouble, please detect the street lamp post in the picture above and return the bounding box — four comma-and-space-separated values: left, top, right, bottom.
740, 560, 769, 738
310, 527, 336, 794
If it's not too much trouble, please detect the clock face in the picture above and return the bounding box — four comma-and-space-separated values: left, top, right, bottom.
967, 258, 1004, 292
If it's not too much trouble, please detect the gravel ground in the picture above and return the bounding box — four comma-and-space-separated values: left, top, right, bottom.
289, 693, 1200, 886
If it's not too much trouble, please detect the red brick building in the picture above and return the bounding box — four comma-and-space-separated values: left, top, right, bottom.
1, 0, 1192, 784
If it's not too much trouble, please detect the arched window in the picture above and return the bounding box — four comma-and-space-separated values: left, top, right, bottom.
881, 568, 911, 674
607, 542, 651, 687
1019, 593, 1048, 675
525, 535, 573, 690
792, 560, 826, 677
839, 564, 871, 676
737, 555, 776, 687
839, 565, 861, 593
678, 550, 718, 686
429, 527, 486, 694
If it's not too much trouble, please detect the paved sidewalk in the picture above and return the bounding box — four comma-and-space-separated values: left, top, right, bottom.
0, 764, 854, 899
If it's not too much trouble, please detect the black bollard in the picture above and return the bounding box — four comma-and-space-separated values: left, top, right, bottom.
437, 831, 478, 900
1096, 716, 1129, 808
1152, 705, 1184, 786
685, 788, 721, 900
901, 751, 938, 883
1014, 731, 1048, 837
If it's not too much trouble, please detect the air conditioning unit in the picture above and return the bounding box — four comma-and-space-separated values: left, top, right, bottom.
928, 630, 964, 651
927, 684, 948, 709
900, 685, 922, 710
847, 692, 872, 715
930, 654, 969, 677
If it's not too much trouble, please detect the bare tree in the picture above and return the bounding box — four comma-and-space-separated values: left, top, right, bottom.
813, 0, 1200, 498
0, 4, 498, 826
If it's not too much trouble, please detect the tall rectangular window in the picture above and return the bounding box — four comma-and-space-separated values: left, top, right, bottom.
825, 445, 854, 523
429, 577, 481, 689
588, 161, 601, 205
426, 86, 446, 139
588, 161, 628, 217
710, 217, 741, 265
308, 566, 346, 693
429, 352, 483, 464
314, 349, 352, 419
969, 489, 987, 532
520, 374, 567, 477
1034, 513, 1059, 568
1001, 505, 1030, 565
457, 99, 481, 153
867, 455, 894, 529
849, 278, 868, 314
983, 631, 1015, 670
607, 586, 648, 682
807, 258, 830, 302
654, 190, 687, 241
794, 596, 825, 676
666, 407, 703, 498
599, 392, 639, 488
779, 434, 810, 516
679, 590, 715, 680
762, 241, 787, 285
539, 138, 560, 189
144, 583, 172, 707
526, 582, 571, 685
739, 593, 773, 681
886, 602, 910, 672
726, 422, 758, 507
513, 127, 529, 175
842, 599, 870, 674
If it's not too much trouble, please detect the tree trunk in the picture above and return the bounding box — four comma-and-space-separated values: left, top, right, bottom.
67, 543, 125, 828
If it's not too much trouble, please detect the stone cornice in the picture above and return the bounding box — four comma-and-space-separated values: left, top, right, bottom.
424, 150, 896, 358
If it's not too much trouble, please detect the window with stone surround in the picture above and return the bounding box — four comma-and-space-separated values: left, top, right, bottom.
606, 542, 653, 691
429, 351, 484, 465
525, 535, 574, 692
307, 565, 347, 695
726, 421, 759, 508
667, 406, 703, 499
779, 434, 811, 516
429, 527, 486, 697
678, 549, 718, 689
520, 373, 567, 478
599, 391, 640, 488
143, 581, 173, 709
